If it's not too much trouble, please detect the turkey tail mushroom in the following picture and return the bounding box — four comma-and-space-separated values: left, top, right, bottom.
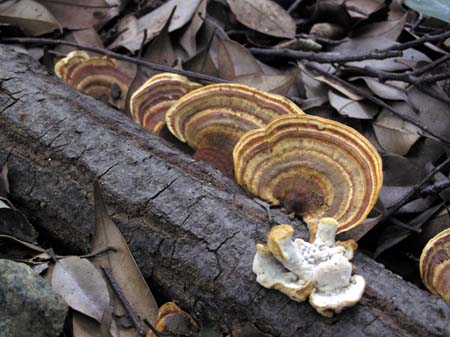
233, 115, 382, 233
130, 73, 201, 135
55, 51, 132, 110
165, 83, 305, 177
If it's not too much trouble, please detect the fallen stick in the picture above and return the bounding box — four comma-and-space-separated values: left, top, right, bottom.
0, 45, 449, 337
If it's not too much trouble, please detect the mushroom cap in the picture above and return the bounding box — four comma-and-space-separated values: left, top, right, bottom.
130, 73, 201, 135
253, 243, 313, 302
309, 274, 366, 317
233, 114, 383, 233
54, 50, 90, 82
55, 53, 131, 109
420, 227, 450, 302
147, 302, 199, 337
165, 83, 304, 176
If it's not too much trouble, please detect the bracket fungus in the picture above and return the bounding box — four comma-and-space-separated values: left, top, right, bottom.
55, 51, 131, 109
420, 227, 450, 302
146, 302, 199, 337
234, 114, 382, 233
165, 83, 304, 176
253, 218, 365, 317
130, 73, 201, 135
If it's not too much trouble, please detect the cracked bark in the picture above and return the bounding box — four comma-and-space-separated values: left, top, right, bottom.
0, 45, 450, 337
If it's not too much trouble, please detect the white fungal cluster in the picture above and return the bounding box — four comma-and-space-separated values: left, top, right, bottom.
253, 218, 365, 316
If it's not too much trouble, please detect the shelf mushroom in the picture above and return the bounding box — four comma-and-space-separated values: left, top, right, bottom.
55, 51, 132, 110
253, 218, 365, 317
165, 83, 305, 177
234, 114, 383, 234
146, 302, 198, 337
130, 73, 201, 135
420, 227, 450, 302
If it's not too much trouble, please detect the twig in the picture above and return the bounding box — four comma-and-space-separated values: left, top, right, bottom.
382, 157, 450, 221
379, 30, 450, 52
305, 62, 450, 147
0, 37, 228, 85
250, 47, 402, 63
80, 246, 117, 259
390, 217, 421, 233
101, 266, 147, 337
287, 0, 304, 13
420, 178, 450, 197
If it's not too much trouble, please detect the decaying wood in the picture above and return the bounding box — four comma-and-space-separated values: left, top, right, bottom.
0, 45, 449, 337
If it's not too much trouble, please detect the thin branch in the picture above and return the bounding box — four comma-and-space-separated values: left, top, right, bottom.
39, 0, 118, 8
101, 266, 147, 337
379, 30, 450, 52
382, 157, 450, 221
420, 178, 450, 197
250, 47, 402, 63
304, 62, 450, 147
287, 0, 304, 13
0, 37, 228, 85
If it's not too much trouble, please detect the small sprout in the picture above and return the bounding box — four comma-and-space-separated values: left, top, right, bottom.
253, 218, 365, 316
234, 115, 383, 234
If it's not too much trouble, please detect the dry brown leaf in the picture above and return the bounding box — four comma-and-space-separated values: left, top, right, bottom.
91, 182, 158, 329
184, 45, 218, 77
354, 0, 406, 40
234, 70, 298, 95
109, 0, 201, 52
373, 112, 421, 155
0, 0, 61, 36
73, 309, 102, 337
52, 256, 110, 322
227, 0, 295, 39
352, 77, 409, 102
345, 0, 385, 19
37, 0, 119, 30
218, 39, 262, 80
328, 90, 377, 119
55, 28, 104, 55
179, 0, 206, 58
333, 37, 431, 71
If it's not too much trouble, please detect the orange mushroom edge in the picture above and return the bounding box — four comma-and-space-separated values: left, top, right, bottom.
420, 227, 450, 302
233, 114, 383, 234
165, 83, 305, 177
130, 73, 201, 135
54, 51, 132, 110
146, 302, 198, 337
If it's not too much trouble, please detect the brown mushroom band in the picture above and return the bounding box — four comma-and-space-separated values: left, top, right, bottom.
165, 83, 304, 176
233, 115, 383, 233
420, 228, 450, 302
130, 74, 201, 135
55, 51, 132, 110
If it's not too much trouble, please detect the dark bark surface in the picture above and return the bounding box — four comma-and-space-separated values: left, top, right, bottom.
0, 45, 449, 337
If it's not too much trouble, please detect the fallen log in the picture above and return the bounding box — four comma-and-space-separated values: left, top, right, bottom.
0, 45, 449, 337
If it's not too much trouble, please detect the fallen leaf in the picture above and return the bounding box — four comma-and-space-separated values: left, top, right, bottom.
227, 0, 295, 39
352, 77, 409, 102
184, 44, 218, 77
73, 311, 102, 337
55, 28, 104, 55
109, 0, 201, 52
0, 163, 9, 198
218, 39, 262, 80
0, 0, 61, 36
345, 0, 385, 19
405, 0, 450, 24
373, 112, 421, 155
234, 70, 298, 95
52, 256, 110, 322
0, 206, 38, 243
379, 185, 434, 213
91, 182, 158, 327
314, 74, 362, 100
37, 0, 119, 30
354, 0, 406, 40
328, 90, 377, 119
179, 0, 206, 58
333, 37, 431, 71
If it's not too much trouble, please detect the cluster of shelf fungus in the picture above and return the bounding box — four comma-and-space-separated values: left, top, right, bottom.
55, 51, 450, 314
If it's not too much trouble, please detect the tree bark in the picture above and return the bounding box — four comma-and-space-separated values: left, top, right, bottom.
0, 45, 449, 337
